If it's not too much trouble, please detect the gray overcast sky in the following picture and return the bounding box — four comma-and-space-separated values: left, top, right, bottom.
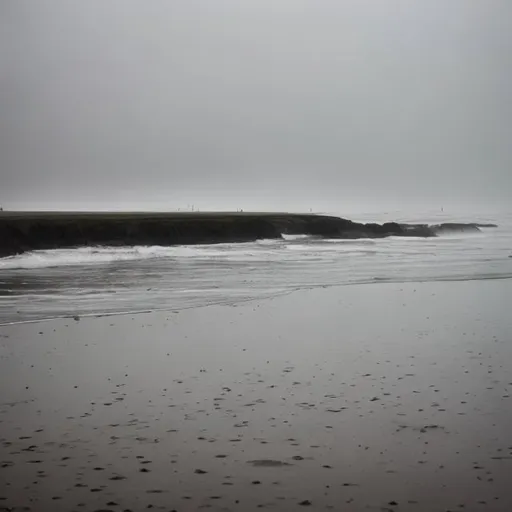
1, 1, 511, 212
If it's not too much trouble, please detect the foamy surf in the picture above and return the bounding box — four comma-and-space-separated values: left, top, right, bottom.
0, 245, 177, 270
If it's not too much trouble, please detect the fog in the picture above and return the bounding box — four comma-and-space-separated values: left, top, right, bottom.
1, 1, 511, 213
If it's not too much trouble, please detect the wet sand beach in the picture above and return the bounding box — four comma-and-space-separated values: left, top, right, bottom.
1, 280, 512, 511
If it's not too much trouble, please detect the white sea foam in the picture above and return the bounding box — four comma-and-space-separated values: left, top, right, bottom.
0, 246, 179, 269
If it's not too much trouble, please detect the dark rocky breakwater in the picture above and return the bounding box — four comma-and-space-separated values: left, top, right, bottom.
0, 211, 497, 258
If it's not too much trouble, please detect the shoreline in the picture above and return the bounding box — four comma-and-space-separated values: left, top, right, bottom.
1, 280, 511, 511
2, 275, 511, 327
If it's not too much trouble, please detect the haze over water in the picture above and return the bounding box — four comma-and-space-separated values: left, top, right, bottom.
2, 2, 512, 323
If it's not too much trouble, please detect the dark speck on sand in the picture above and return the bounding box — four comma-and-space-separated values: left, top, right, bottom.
248, 460, 293, 467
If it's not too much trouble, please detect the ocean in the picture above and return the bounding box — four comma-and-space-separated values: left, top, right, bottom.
1, 209, 511, 325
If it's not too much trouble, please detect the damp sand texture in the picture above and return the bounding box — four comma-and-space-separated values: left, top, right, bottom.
1, 280, 511, 511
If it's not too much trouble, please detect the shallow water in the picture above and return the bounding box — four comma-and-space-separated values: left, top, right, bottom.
1, 209, 511, 324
